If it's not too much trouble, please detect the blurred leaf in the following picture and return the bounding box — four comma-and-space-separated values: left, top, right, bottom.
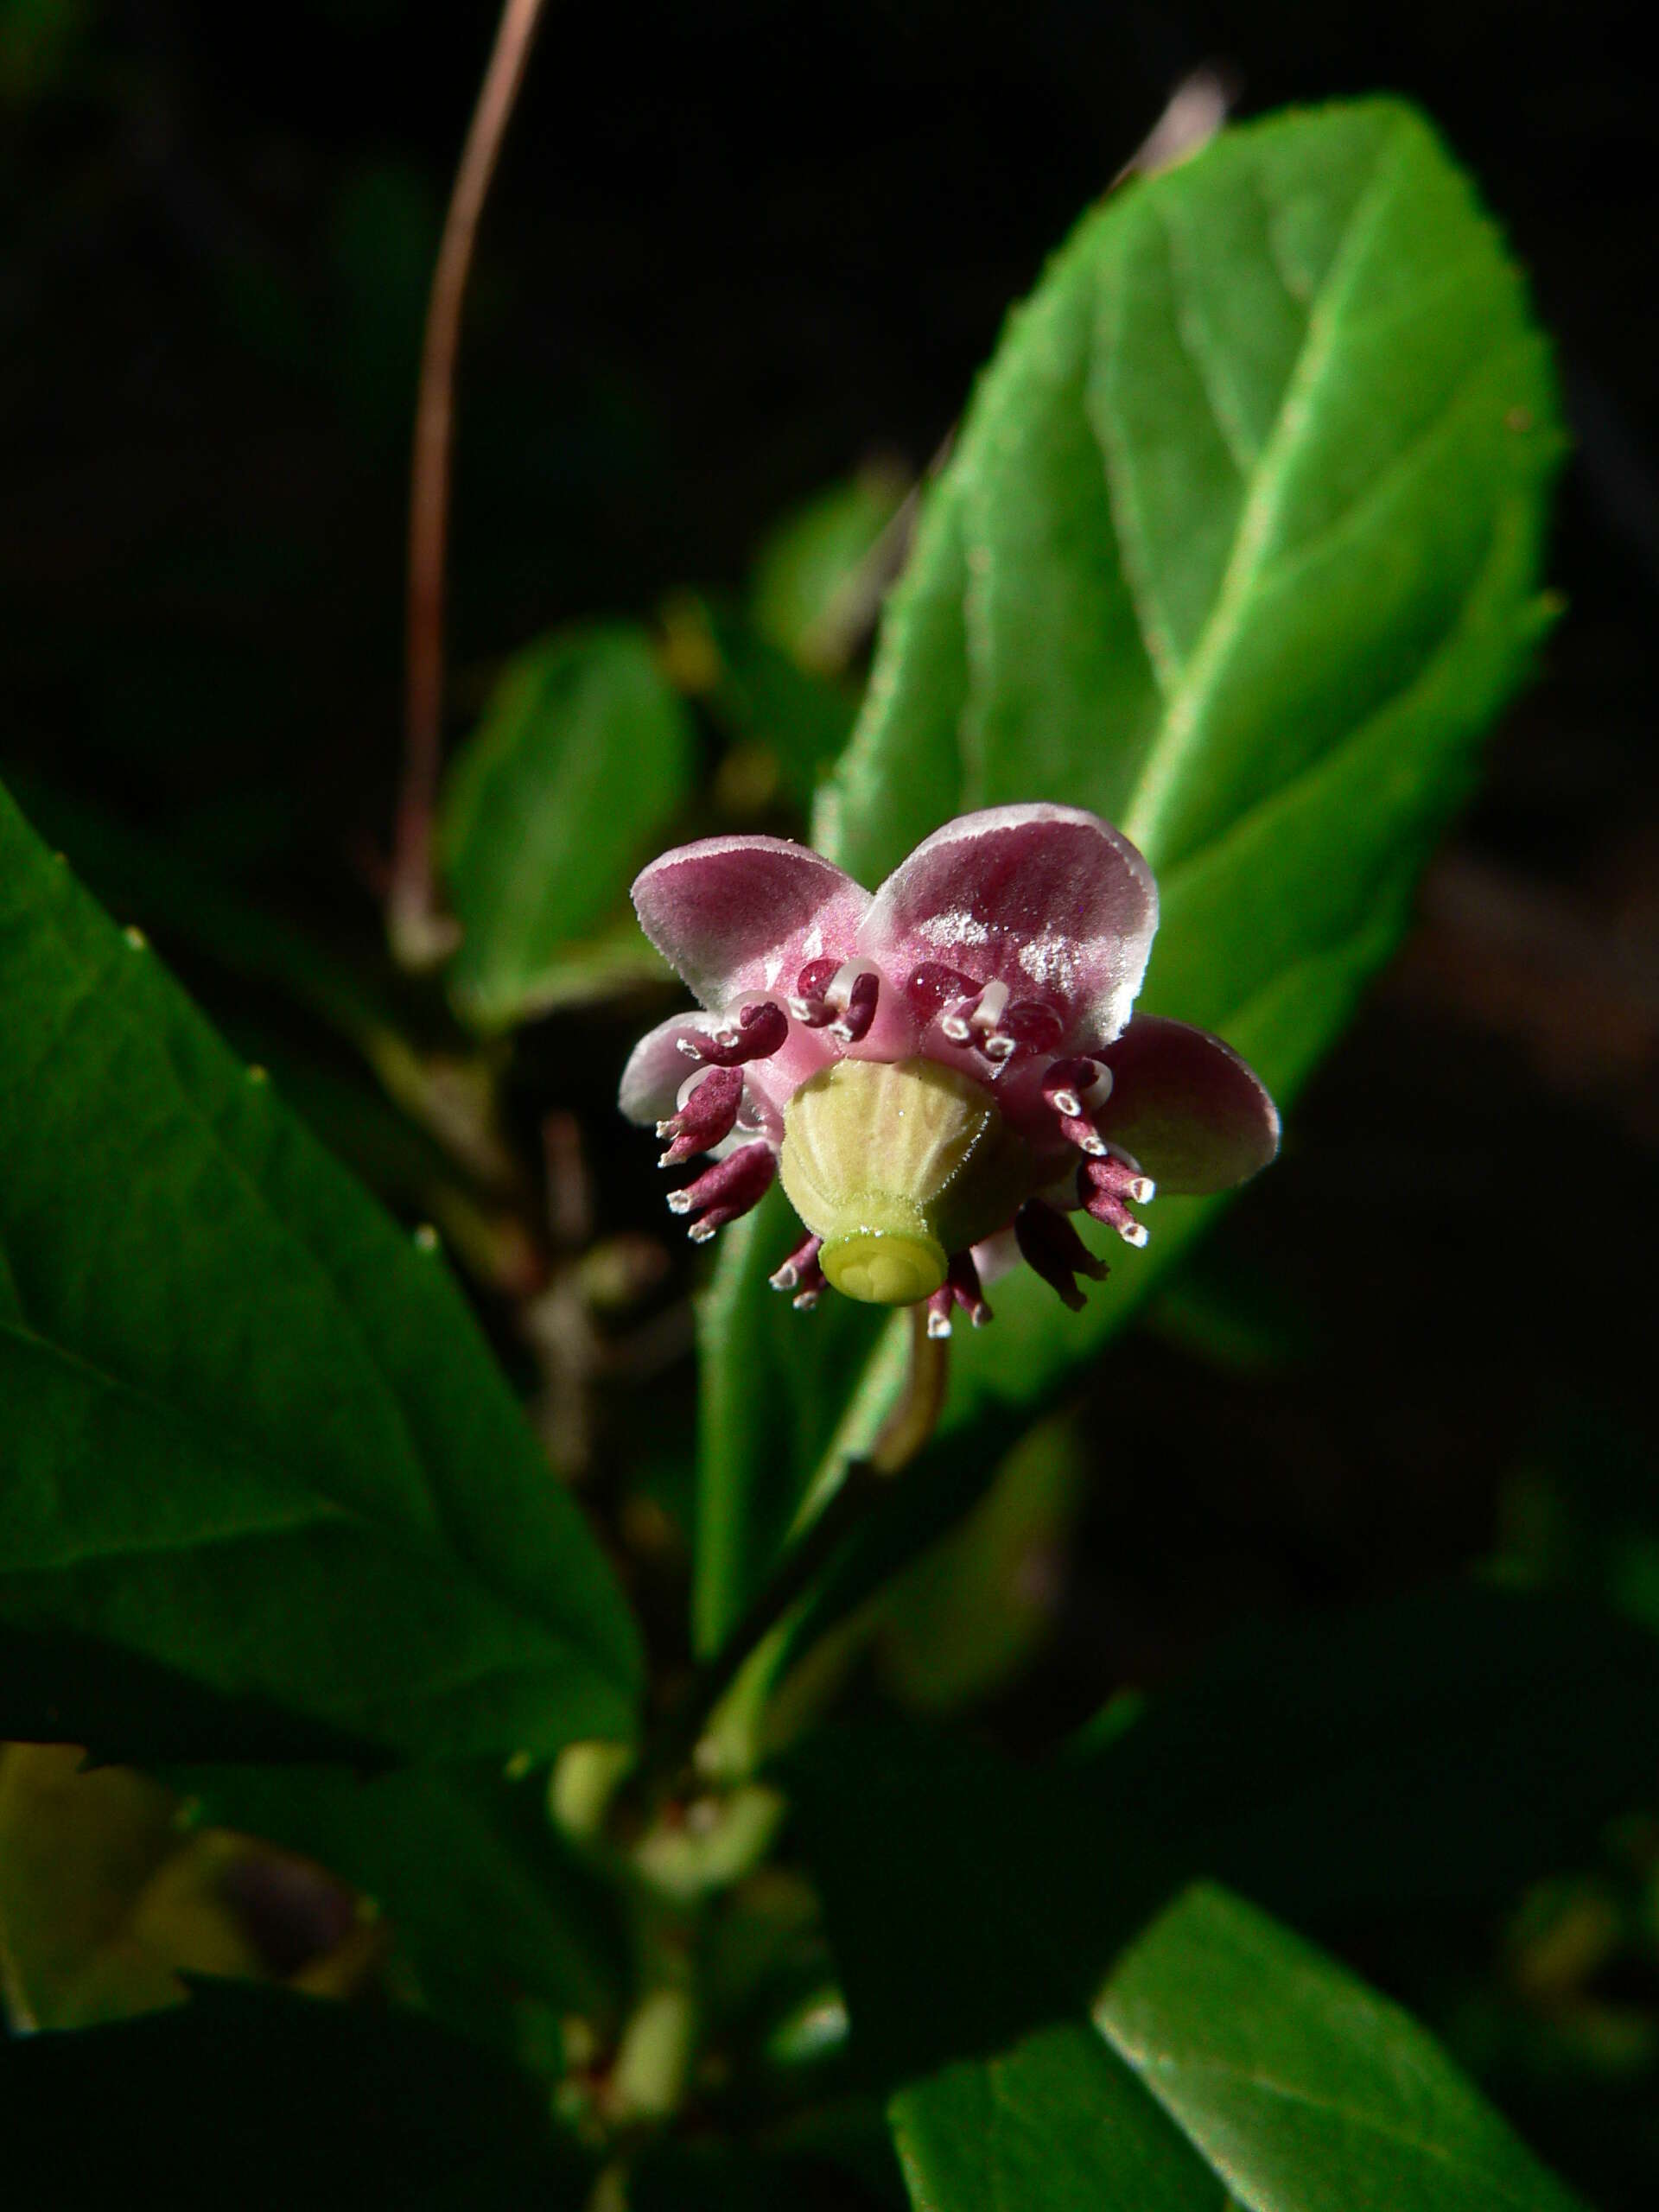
875, 1411, 1086, 1713
0, 0, 92, 105
178, 1762, 629, 2053
790, 1587, 1659, 2085
1058, 1583, 1659, 1928
0, 1623, 381, 1767
750, 467, 908, 673
699, 97, 1561, 1648
1498, 1395, 1659, 1637
697, 597, 859, 811
441, 625, 695, 1031
0, 779, 642, 1760
0, 1744, 264, 2029
0, 1981, 582, 2210
693, 1190, 887, 1656
793, 1726, 1589, 2209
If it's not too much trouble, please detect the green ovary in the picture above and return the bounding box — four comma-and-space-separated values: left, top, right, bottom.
779, 1058, 1032, 1306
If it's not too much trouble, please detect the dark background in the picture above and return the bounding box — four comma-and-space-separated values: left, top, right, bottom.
3, 0, 1656, 2199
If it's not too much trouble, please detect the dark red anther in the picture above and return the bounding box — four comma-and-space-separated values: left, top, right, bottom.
926, 1247, 994, 1337
905, 962, 980, 1022
830, 969, 880, 1044
666, 1141, 777, 1243
655, 1065, 743, 1166
1014, 1198, 1108, 1313
791, 957, 840, 1026
997, 1000, 1065, 1056
692, 1000, 790, 1066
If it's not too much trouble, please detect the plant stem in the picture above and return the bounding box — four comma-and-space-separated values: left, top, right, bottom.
632, 1306, 949, 1811
389, 0, 549, 969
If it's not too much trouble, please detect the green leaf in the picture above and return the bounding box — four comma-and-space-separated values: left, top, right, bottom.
698, 97, 1561, 1649
791, 1719, 1591, 2210
1090, 1886, 1584, 2212
440, 624, 694, 1031
788, 1589, 1659, 2050
1060, 1582, 1659, 1930
693, 1189, 887, 1656
888, 1889, 1586, 2212
178, 1762, 629, 2051
750, 468, 908, 672
696, 597, 859, 812
0, 779, 642, 1760
0, 1980, 583, 2209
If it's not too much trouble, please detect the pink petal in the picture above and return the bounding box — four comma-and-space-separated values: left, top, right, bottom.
632, 836, 870, 1010
1096, 1015, 1280, 1194
618, 1013, 711, 1126
855, 805, 1158, 1048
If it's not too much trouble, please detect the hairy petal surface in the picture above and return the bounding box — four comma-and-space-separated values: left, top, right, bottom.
856, 804, 1158, 1046
632, 835, 869, 1008
1096, 1014, 1280, 1194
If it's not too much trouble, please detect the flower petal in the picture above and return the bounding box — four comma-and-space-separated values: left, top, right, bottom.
1096, 1015, 1280, 1194
856, 804, 1157, 1046
618, 1014, 711, 1126
632, 836, 870, 1009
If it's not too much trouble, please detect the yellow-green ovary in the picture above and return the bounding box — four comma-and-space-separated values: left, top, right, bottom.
779, 1058, 1030, 1305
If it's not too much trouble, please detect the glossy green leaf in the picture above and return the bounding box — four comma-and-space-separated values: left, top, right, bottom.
890, 1888, 1584, 2212
440, 624, 694, 1031
697, 97, 1560, 1648
1090, 1886, 1584, 2212
0, 779, 642, 1760
791, 1716, 1591, 2211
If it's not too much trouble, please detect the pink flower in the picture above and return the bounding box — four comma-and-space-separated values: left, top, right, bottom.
620, 806, 1278, 1334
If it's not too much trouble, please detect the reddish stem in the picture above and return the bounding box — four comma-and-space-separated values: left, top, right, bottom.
390, 0, 549, 968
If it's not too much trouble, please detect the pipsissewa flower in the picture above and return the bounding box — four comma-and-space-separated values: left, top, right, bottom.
620, 805, 1278, 1332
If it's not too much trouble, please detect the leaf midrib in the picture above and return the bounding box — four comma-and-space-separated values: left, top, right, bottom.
0, 1306, 595, 1689
1117, 118, 1410, 860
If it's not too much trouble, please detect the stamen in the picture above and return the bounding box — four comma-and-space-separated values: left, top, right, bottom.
1014, 1198, 1109, 1312
947, 1248, 993, 1327
790, 957, 841, 1026
1077, 1155, 1154, 1245
768, 1231, 823, 1292
1042, 1057, 1114, 1122
665, 1141, 777, 1241
938, 977, 1035, 1063
1041, 1056, 1116, 1148
654, 1065, 742, 1166
926, 1247, 993, 1338
1080, 1153, 1155, 1206
829, 967, 880, 1045
678, 1000, 789, 1068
